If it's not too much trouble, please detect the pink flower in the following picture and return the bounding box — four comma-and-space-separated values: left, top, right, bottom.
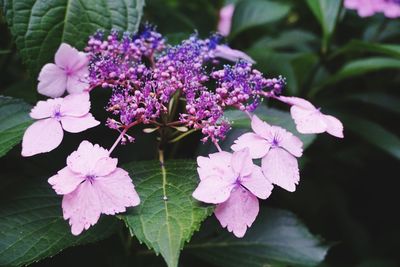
193, 149, 273, 237
21, 92, 99, 157
38, 43, 89, 98
214, 45, 256, 64
277, 96, 344, 138
217, 4, 235, 36
344, 0, 400, 18
231, 115, 303, 192
48, 140, 140, 235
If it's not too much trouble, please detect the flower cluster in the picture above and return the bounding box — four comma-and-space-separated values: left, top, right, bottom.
21, 25, 343, 237
345, 0, 400, 18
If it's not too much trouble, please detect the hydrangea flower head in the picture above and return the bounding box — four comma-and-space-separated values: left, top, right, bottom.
22, 92, 99, 156
344, 0, 400, 18
38, 43, 89, 97
232, 115, 303, 192
193, 149, 273, 237
48, 140, 140, 235
277, 96, 344, 138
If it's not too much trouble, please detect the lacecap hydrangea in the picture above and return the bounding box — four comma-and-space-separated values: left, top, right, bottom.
21, 25, 343, 237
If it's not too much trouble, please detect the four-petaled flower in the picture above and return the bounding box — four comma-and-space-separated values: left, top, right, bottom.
192, 149, 273, 237
38, 43, 89, 97
48, 140, 140, 235
22, 92, 99, 156
277, 96, 344, 138
232, 115, 303, 192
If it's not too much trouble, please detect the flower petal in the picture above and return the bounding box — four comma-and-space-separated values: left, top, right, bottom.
48, 167, 85, 195
279, 129, 303, 157
197, 152, 233, 180
66, 73, 89, 94
251, 115, 271, 139
21, 118, 63, 157
324, 114, 344, 138
94, 168, 140, 215
215, 187, 259, 238
231, 148, 253, 177
55, 43, 88, 71
192, 175, 235, 204
214, 45, 255, 64
60, 92, 91, 117
290, 105, 327, 134
277, 96, 316, 110
67, 141, 109, 175
261, 148, 300, 192
61, 113, 99, 133
30, 98, 63, 119
241, 166, 273, 199
93, 157, 118, 177
37, 63, 67, 98
62, 181, 101, 235
231, 132, 270, 159
217, 4, 234, 36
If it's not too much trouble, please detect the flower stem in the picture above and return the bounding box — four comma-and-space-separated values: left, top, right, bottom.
213, 141, 222, 152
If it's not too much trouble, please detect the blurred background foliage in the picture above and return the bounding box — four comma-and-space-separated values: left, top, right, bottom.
1, 0, 400, 266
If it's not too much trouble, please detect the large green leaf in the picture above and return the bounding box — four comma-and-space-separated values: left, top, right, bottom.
341, 114, 400, 160
332, 40, 400, 59
121, 160, 213, 267
186, 208, 329, 267
1, 0, 144, 75
305, 0, 342, 51
230, 0, 291, 37
0, 181, 120, 267
0, 96, 32, 158
310, 57, 400, 96
347, 92, 400, 115
224, 106, 316, 149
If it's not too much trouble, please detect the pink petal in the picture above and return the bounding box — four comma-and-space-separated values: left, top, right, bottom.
66, 72, 89, 94
30, 98, 63, 119
37, 63, 67, 98
192, 175, 235, 204
94, 168, 140, 215
62, 181, 101, 235
93, 157, 118, 177
214, 45, 255, 64
231, 149, 253, 177
48, 167, 85, 195
261, 148, 300, 192
279, 129, 303, 157
60, 92, 91, 117
240, 166, 273, 199
215, 187, 259, 238
277, 96, 316, 110
231, 132, 270, 159
21, 118, 63, 157
251, 115, 271, 139
55, 43, 88, 72
197, 152, 233, 180
324, 114, 344, 138
217, 4, 235, 36
67, 141, 110, 175
61, 113, 99, 133
290, 105, 327, 134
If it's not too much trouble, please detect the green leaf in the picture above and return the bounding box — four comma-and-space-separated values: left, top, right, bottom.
0, 181, 120, 267
347, 92, 400, 115
0, 96, 32, 157
230, 0, 291, 37
310, 57, 400, 96
332, 40, 400, 59
224, 106, 316, 149
341, 114, 400, 160
186, 208, 329, 267
305, 0, 342, 51
1, 0, 144, 75
121, 160, 213, 267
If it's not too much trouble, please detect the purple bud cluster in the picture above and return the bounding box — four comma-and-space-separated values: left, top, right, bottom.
86, 26, 285, 142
